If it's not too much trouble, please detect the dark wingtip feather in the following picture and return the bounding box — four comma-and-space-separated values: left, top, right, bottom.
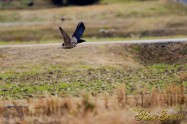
80, 22, 85, 28
59, 27, 62, 30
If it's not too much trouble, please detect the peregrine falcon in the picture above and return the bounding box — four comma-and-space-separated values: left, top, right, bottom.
59, 22, 86, 49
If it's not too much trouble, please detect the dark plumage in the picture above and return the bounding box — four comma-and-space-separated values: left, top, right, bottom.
59, 22, 86, 49
72, 22, 85, 43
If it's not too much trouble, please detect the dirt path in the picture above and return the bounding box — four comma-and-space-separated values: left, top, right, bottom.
0, 38, 187, 48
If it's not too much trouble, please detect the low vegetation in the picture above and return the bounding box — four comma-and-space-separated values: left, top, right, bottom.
0, 43, 186, 99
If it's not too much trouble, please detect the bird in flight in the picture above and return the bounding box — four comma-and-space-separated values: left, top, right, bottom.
59, 22, 86, 49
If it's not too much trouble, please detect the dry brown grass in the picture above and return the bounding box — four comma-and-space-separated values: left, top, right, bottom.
0, 85, 186, 124
0, 44, 140, 73
160, 0, 172, 3
178, 72, 187, 82
1, 42, 186, 73
134, 42, 187, 64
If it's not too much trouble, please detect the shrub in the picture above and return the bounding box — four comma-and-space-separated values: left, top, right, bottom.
68, 0, 99, 5
52, 0, 63, 6
52, 0, 99, 6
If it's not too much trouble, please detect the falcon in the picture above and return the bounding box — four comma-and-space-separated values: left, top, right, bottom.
59, 22, 86, 49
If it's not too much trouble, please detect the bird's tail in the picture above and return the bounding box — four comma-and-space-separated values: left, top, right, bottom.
78, 39, 86, 43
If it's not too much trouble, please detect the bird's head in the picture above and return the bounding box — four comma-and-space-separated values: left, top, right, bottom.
62, 43, 65, 47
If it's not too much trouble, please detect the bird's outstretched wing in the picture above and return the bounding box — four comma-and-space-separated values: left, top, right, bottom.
59, 27, 71, 45
72, 22, 85, 41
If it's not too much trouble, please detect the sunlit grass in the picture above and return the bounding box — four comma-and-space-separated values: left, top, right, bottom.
1, 1, 187, 42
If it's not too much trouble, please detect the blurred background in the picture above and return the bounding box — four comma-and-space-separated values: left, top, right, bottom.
0, 0, 187, 44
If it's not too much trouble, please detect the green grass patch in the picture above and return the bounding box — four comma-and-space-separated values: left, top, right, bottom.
0, 12, 21, 22
0, 63, 186, 100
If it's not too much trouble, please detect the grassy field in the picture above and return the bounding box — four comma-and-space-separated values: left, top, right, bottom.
0, 42, 187, 123
1, 42, 187, 99
1, 1, 187, 43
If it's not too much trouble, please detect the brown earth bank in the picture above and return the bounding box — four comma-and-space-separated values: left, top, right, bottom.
1, 42, 187, 69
